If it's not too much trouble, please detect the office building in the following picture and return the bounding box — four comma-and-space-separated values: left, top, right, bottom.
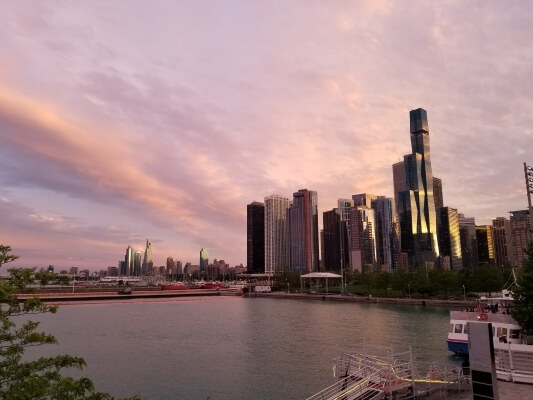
458, 214, 478, 271
492, 217, 514, 269
200, 248, 209, 272
349, 206, 377, 272
395, 108, 440, 269
134, 251, 142, 276
247, 201, 265, 274
142, 239, 153, 276
372, 197, 400, 271
438, 207, 462, 270
264, 194, 290, 273
124, 245, 133, 276
476, 225, 495, 264
289, 189, 319, 273
510, 210, 532, 267
323, 208, 349, 271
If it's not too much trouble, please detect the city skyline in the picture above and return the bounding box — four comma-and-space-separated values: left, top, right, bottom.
1, 2, 532, 269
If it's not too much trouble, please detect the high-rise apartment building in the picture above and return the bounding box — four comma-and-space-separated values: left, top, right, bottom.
492, 217, 514, 269
264, 194, 290, 274
247, 201, 265, 274
372, 197, 400, 271
510, 210, 532, 267
352, 193, 379, 209
289, 189, 319, 273
438, 207, 462, 270
476, 225, 494, 264
395, 108, 440, 269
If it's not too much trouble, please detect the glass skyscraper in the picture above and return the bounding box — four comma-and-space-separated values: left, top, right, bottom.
247, 201, 265, 273
396, 108, 440, 269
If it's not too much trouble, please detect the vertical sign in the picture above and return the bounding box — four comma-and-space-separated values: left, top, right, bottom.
469, 322, 499, 400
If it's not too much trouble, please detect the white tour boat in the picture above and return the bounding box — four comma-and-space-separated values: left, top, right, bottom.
447, 289, 533, 383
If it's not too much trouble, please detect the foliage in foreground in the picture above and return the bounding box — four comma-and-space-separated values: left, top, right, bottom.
0, 245, 140, 400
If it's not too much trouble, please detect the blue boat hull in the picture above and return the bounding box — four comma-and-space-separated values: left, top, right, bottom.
447, 340, 469, 356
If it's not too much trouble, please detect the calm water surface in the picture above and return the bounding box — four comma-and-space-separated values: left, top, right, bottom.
25, 297, 456, 399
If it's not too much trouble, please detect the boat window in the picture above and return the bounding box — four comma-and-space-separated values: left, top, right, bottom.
496, 327, 507, 337
449, 324, 454, 333
464, 323, 470, 334
510, 329, 520, 339
455, 324, 463, 334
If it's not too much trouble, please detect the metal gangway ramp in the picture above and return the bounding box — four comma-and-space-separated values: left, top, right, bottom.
306, 346, 469, 400
304, 369, 386, 400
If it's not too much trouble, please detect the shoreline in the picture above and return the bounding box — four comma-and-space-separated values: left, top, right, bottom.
252, 291, 476, 308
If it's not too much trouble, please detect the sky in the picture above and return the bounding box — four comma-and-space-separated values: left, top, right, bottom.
1, 1, 532, 270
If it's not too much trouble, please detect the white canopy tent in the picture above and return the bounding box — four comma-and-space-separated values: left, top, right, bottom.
300, 272, 342, 294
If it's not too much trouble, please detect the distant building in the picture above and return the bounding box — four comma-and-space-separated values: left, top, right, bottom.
492, 217, 514, 269
166, 257, 175, 275
395, 109, 440, 269
476, 225, 495, 264
107, 266, 118, 277
264, 194, 290, 273
458, 214, 478, 271
510, 210, 532, 267
134, 251, 142, 276
438, 207, 463, 270
372, 197, 400, 271
247, 201, 265, 274
124, 245, 133, 276
323, 208, 348, 271
289, 189, 319, 273
142, 239, 153, 276
69, 266, 78, 275
200, 248, 209, 273
349, 206, 376, 272
433, 177, 443, 211
352, 193, 379, 209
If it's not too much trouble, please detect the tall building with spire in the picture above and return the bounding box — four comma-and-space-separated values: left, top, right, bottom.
395, 108, 440, 269
264, 194, 290, 274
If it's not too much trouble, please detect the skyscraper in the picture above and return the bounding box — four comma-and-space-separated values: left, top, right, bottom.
142, 239, 153, 276
247, 201, 265, 274
124, 245, 133, 276
133, 251, 142, 276
289, 189, 319, 273
372, 197, 400, 271
510, 210, 532, 268
349, 206, 376, 272
476, 225, 494, 264
323, 208, 349, 271
458, 214, 478, 271
492, 217, 514, 269
433, 177, 443, 211
395, 108, 440, 269
437, 207, 462, 270
264, 194, 290, 274
200, 248, 209, 272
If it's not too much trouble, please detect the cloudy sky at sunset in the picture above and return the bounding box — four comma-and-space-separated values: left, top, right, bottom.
1, 1, 532, 270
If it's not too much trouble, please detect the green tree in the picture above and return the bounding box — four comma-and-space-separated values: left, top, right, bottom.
35, 271, 57, 288
473, 264, 503, 295
0, 245, 139, 399
511, 243, 533, 336
390, 269, 410, 296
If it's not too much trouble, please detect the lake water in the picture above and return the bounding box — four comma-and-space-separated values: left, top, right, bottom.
24, 296, 457, 399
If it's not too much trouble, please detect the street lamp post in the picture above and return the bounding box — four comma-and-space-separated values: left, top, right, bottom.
463, 285, 466, 303
408, 284, 411, 299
